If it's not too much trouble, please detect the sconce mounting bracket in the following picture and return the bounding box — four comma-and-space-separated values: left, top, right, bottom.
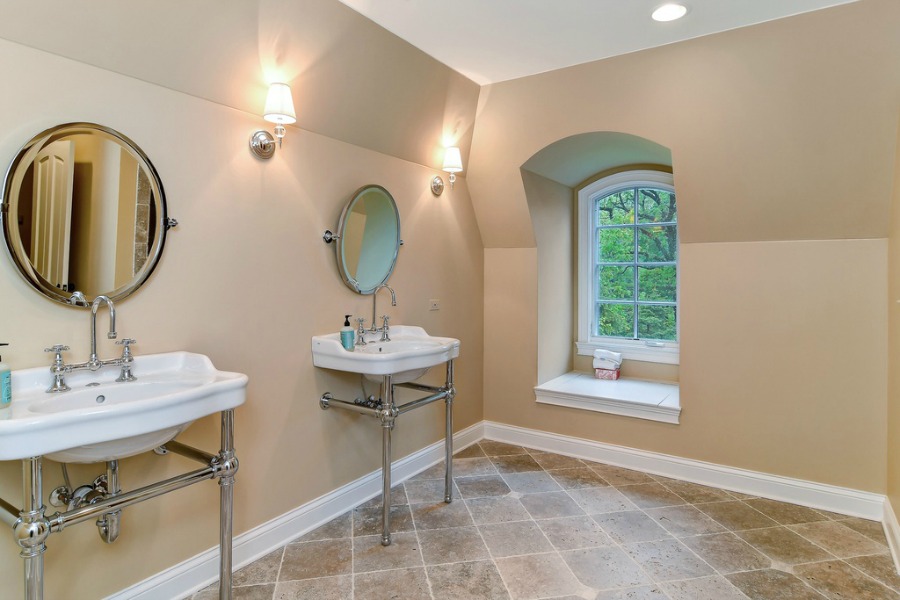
249, 131, 276, 160
430, 176, 445, 196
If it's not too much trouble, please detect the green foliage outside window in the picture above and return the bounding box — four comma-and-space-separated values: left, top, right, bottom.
595, 186, 676, 341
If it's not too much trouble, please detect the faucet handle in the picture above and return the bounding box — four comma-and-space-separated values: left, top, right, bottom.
355, 318, 368, 346
44, 344, 70, 355
380, 315, 391, 342
381, 315, 390, 327
115, 338, 136, 347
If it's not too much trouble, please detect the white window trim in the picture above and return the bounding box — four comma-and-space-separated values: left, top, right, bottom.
577, 170, 680, 365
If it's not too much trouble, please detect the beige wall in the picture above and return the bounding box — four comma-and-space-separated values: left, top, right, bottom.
0, 29, 483, 600
887, 120, 900, 515
472, 0, 898, 494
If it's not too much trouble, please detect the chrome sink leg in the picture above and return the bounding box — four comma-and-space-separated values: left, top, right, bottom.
16, 457, 49, 600
379, 374, 396, 546
444, 359, 456, 504
218, 409, 237, 600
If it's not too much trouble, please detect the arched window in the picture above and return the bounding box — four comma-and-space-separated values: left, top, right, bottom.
576, 170, 678, 363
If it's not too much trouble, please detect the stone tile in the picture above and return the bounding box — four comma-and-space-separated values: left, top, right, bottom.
273, 575, 352, 599
662, 576, 749, 600
593, 511, 673, 544
847, 553, 900, 591
491, 454, 543, 474
495, 553, 586, 600
352, 504, 414, 537
561, 546, 651, 589
741, 498, 829, 525
589, 463, 654, 486
790, 521, 889, 558
502, 471, 563, 494
455, 443, 487, 459
418, 525, 490, 565
279, 538, 351, 581
519, 491, 585, 519
548, 467, 610, 490
453, 456, 500, 478
466, 496, 532, 525
194, 584, 275, 600
405, 478, 454, 504
355, 567, 431, 600
594, 587, 670, 600
724, 490, 758, 500
479, 520, 554, 557
410, 461, 447, 480
624, 539, 715, 582
794, 559, 900, 600
696, 501, 779, 531
358, 485, 408, 508
644, 505, 727, 538
568, 486, 638, 515
428, 560, 511, 600
410, 500, 474, 530
727, 569, 827, 600
737, 526, 833, 565
352, 532, 423, 573
537, 515, 613, 551
295, 512, 352, 542
480, 440, 528, 456
617, 483, 687, 509
654, 477, 735, 504
838, 517, 890, 545
230, 549, 283, 586
531, 452, 586, 470
679, 532, 770, 574
456, 474, 511, 499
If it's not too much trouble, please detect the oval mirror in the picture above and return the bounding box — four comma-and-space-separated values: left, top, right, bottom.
334, 185, 401, 294
1, 123, 171, 306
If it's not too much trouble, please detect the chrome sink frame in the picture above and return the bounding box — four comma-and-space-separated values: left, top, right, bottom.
320, 360, 455, 546
0, 410, 239, 600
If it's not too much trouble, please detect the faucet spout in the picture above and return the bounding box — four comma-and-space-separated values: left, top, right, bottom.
371, 285, 396, 332
90, 296, 117, 367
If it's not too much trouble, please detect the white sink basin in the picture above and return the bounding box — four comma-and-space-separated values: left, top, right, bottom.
311, 325, 460, 382
0, 352, 248, 463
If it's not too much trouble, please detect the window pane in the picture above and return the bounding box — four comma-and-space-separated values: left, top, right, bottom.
597, 303, 635, 338
597, 266, 634, 301
637, 225, 677, 263
638, 305, 677, 341
596, 189, 634, 226
597, 227, 634, 263
638, 266, 676, 302
637, 188, 676, 224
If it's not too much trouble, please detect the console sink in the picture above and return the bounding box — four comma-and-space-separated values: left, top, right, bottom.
311, 325, 460, 383
0, 352, 248, 463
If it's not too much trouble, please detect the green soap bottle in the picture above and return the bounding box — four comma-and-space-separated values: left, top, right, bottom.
0, 343, 9, 408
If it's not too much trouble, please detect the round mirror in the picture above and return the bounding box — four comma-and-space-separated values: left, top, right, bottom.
1, 123, 171, 306
335, 185, 401, 294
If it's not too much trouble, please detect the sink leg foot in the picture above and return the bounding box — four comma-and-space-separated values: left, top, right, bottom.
218, 410, 236, 600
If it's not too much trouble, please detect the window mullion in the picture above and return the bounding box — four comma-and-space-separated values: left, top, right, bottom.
632, 186, 639, 340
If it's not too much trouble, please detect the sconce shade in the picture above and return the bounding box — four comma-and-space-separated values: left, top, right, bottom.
263, 83, 297, 124
443, 147, 463, 173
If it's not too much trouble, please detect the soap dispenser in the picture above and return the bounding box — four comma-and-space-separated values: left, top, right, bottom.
0, 343, 10, 408
340, 315, 355, 351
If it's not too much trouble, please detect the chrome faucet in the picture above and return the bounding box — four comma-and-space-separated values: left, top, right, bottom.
370, 285, 396, 333
89, 296, 117, 370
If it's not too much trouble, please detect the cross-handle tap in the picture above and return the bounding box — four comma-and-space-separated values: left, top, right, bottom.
115, 339, 137, 382
44, 345, 71, 393
356, 318, 368, 346
380, 315, 391, 342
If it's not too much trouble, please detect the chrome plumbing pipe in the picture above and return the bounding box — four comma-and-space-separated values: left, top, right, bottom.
97, 460, 121, 544
0, 496, 19, 527
395, 381, 443, 394
164, 440, 217, 465
319, 393, 381, 418
395, 391, 449, 415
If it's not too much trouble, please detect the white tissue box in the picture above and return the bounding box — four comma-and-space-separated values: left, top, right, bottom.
595, 368, 621, 380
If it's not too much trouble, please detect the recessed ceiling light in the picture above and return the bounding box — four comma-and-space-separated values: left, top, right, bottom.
652, 3, 688, 22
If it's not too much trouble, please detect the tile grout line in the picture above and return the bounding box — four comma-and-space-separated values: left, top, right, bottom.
405, 479, 437, 600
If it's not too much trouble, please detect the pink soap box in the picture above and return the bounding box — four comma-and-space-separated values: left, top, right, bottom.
595, 368, 620, 380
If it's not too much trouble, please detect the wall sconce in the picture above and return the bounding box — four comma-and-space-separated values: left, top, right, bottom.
249, 82, 297, 159
431, 146, 464, 196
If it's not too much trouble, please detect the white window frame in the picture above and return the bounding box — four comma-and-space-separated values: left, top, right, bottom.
576, 170, 679, 364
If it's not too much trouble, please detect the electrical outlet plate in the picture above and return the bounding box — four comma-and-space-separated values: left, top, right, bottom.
429, 299, 440, 311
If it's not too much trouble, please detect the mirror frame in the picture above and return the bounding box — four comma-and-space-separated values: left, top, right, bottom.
1, 122, 170, 306
334, 184, 401, 294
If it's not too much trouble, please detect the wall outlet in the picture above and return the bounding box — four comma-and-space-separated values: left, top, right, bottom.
429, 299, 440, 311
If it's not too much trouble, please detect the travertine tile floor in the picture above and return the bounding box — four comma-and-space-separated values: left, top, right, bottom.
193, 440, 900, 600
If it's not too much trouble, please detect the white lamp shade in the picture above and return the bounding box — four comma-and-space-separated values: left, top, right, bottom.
263, 83, 297, 125
442, 147, 463, 173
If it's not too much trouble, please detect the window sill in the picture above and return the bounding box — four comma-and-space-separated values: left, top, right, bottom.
534, 372, 681, 424
576, 341, 679, 365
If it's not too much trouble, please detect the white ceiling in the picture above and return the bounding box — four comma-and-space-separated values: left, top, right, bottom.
337, 0, 857, 85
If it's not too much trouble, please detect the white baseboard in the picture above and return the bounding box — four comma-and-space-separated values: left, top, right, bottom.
105, 422, 484, 600
483, 421, 885, 520
884, 498, 900, 573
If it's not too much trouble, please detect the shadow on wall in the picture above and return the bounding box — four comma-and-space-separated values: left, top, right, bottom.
520, 131, 674, 383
